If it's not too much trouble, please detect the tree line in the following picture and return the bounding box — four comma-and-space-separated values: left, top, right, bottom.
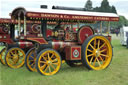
84, 0, 128, 30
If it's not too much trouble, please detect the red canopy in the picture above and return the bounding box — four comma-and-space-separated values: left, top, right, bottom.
11, 7, 119, 22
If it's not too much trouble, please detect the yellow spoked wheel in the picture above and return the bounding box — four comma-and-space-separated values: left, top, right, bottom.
0, 47, 7, 65
81, 35, 113, 70
5, 47, 25, 69
36, 49, 62, 76
25, 48, 37, 72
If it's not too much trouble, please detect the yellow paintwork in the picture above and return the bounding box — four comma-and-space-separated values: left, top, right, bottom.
26, 48, 37, 72
85, 36, 112, 70
37, 50, 61, 75
0, 47, 6, 65
5, 48, 25, 69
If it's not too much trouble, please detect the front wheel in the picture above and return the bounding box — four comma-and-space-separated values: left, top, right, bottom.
36, 49, 62, 76
25, 48, 37, 72
81, 35, 113, 70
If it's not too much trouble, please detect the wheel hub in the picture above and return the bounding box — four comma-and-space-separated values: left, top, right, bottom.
94, 49, 100, 57
13, 55, 19, 60
47, 61, 52, 64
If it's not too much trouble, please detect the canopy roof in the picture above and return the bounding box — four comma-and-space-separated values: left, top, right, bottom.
0, 18, 41, 24
0, 18, 56, 24
11, 7, 119, 22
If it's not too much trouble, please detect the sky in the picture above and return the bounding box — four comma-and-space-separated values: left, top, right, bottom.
0, 0, 128, 19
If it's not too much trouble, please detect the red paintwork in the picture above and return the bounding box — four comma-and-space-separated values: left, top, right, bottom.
65, 46, 81, 60
0, 39, 14, 44
0, 18, 56, 24
0, 27, 8, 33
26, 12, 119, 21
52, 40, 77, 50
26, 38, 48, 44
46, 29, 53, 37
18, 40, 33, 49
78, 26, 94, 44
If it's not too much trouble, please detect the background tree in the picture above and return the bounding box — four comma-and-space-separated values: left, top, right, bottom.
111, 6, 117, 14
85, 0, 93, 11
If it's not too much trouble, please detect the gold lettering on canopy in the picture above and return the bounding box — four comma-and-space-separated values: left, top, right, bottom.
25, 12, 118, 21
72, 16, 93, 20
27, 13, 40, 17
41, 14, 59, 18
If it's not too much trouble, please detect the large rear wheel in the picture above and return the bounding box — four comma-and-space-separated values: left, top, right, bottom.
5, 47, 25, 69
81, 35, 113, 70
36, 49, 62, 76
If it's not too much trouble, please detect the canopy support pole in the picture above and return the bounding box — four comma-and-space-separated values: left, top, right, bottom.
18, 16, 21, 36
107, 21, 110, 35
100, 21, 102, 34
24, 16, 26, 36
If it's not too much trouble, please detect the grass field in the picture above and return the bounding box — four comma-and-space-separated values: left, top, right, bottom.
0, 34, 128, 85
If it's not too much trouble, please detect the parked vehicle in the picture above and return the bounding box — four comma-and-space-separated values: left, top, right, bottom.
120, 26, 128, 46
0, 18, 41, 68
10, 6, 119, 75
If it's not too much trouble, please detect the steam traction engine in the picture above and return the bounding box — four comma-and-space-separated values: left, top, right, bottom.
10, 6, 119, 75
0, 18, 42, 68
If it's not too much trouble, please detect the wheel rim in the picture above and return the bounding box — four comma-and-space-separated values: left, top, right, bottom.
85, 36, 112, 70
6, 48, 25, 68
37, 50, 61, 75
26, 48, 37, 72
0, 47, 6, 65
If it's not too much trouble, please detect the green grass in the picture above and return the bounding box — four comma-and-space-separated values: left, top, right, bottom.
1, 35, 128, 85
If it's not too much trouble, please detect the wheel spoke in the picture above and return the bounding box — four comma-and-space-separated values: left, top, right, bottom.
99, 56, 104, 62
99, 43, 106, 49
44, 65, 49, 72
90, 44, 95, 50
48, 65, 51, 73
42, 56, 47, 61
93, 58, 96, 66
40, 61, 47, 64
15, 50, 17, 54
87, 49, 93, 52
50, 64, 56, 70
10, 52, 14, 56
98, 40, 100, 49
89, 56, 94, 64
96, 57, 101, 66
47, 53, 51, 61
87, 53, 94, 57
52, 62, 59, 65
100, 54, 109, 57
51, 58, 58, 63
30, 62, 34, 66
51, 53, 55, 59
40, 64, 47, 70
30, 56, 34, 59
33, 64, 36, 69
100, 49, 107, 53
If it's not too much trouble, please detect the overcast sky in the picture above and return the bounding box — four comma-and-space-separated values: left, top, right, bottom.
0, 0, 128, 19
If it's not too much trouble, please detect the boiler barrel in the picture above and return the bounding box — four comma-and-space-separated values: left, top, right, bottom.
52, 6, 85, 11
